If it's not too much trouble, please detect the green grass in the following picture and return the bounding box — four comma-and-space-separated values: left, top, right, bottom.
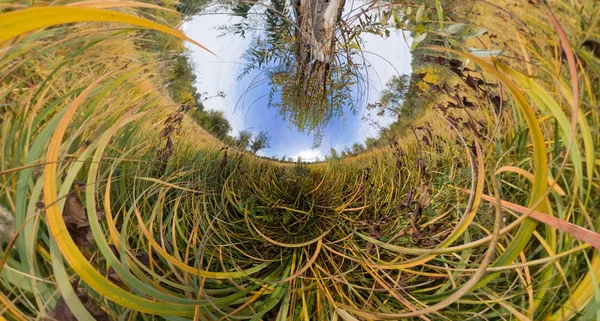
1, 0, 599, 320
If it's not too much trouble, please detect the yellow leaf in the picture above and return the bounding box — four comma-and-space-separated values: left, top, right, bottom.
67, 0, 177, 12
0, 7, 214, 55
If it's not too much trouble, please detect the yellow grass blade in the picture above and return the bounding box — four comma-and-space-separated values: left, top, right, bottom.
0, 7, 214, 55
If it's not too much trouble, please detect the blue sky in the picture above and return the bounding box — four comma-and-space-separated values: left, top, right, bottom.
183, 3, 412, 161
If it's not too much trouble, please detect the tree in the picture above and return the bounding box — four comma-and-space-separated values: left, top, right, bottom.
235, 129, 253, 150
197, 110, 231, 139
235, 0, 359, 146
176, 0, 211, 17
380, 75, 410, 109
250, 130, 271, 154
365, 137, 378, 149
168, 54, 204, 111
329, 147, 339, 160
343, 147, 353, 157
351, 143, 365, 155
367, 74, 410, 117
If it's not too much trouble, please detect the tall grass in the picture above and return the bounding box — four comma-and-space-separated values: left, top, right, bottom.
1, 0, 599, 320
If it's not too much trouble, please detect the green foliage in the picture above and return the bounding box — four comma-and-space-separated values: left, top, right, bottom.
1, 1, 600, 321
176, 0, 211, 17
193, 110, 232, 139
167, 53, 203, 110
234, 0, 360, 146
137, 0, 234, 143
367, 74, 411, 117
364, 136, 379, 149
380, 74, 411, 109
235, 129, 253, 150
250, 130, 271, 154
329, 147, 339, 160
351, 143, 365, 155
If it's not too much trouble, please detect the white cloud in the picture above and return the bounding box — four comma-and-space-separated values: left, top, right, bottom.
354, 30, 413, 142
183, 11, 253, 135
183, 4, 414, 151
292, 149, 323, 162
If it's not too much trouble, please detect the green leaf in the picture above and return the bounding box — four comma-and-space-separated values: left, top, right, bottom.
468, 48, 504, 57
445, 23, 466, 35
435, 0, 445, 30
411, 33, 427, 49
464, 27, 488, 40
416, 4, 425, 23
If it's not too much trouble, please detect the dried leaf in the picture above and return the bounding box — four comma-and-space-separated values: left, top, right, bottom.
415, 158, 426, 179
420, 239, 435, 247
94, 206, 105, 221
371, 227, 381, 240
411, 204, 423, 236
411, 228, 423, 240
366, 226, 382, 255
47, 295, 79, 321
0, 205, 15, 245
63, 192, 88, 228
65, 223, 93, 248
107, 266, 121, 284
46, 280, 109, 321
134, 250, 160, 267
62, 187, 105, 248
401, 189, 413, 209
366, 241, 375, 254
416, 184, 431, 208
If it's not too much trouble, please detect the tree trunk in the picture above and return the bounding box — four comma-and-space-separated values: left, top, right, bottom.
292, 0, 346, 64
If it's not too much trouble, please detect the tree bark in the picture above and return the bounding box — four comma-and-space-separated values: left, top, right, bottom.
292, 0, 346, 64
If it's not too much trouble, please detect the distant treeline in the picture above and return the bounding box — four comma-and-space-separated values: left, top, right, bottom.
137, 0, 275, 154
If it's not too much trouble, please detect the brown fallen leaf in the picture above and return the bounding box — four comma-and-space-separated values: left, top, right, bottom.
68, 227, 94, 248
420, 239, 435, 247
366, 227, 382, 255
371, 226, 381, 239
416, 184, 431, 208
134, 249, 160, 267
365, 241, 375, 255
62, 187, 105, 248
415, 158, 426, 179
63, 191, 88, 228
0, 205, 15, 245
46, 279, 109, 321
411, 203, 423, 235
411, 228, 423, 240
400, 189, 413, 209
107, 266, 121, 284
